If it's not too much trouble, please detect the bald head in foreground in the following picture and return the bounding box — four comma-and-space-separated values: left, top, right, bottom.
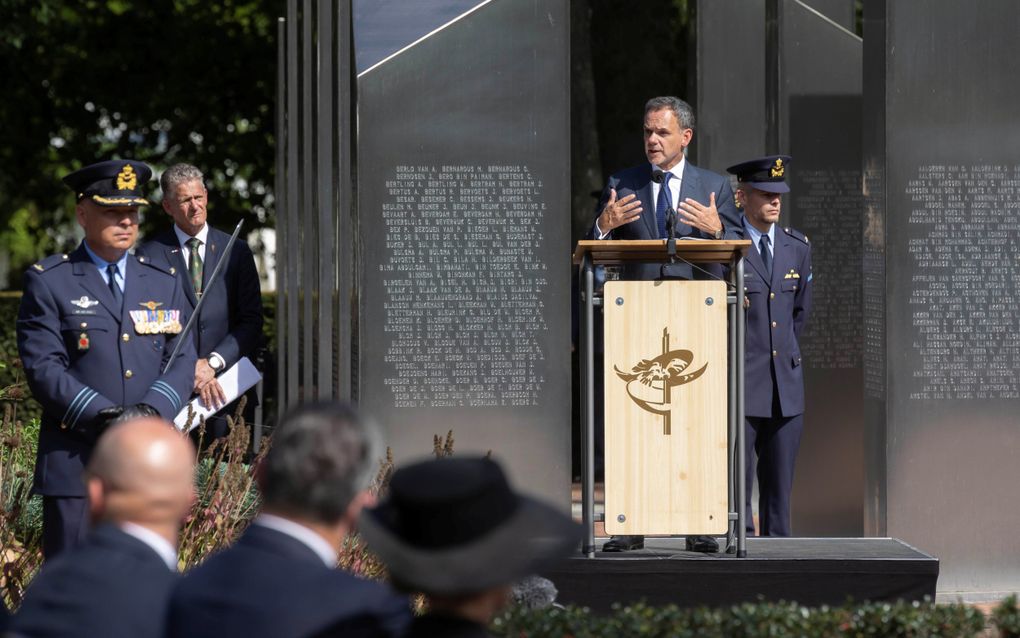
12, 418, 194, 638
166, 401, 411, 638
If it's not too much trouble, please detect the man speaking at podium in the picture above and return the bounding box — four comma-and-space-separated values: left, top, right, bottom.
587, 96, 741, 553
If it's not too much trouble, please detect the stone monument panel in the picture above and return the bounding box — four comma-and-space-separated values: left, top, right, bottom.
356, 0, 570, 503
864, 0, 1020, 593
780, 1, 863, 536
693, 0, 764, 173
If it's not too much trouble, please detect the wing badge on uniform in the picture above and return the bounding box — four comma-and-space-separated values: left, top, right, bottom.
71, 296, 99, 309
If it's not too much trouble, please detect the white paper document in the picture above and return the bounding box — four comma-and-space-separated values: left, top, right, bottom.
173, 356, 262, 432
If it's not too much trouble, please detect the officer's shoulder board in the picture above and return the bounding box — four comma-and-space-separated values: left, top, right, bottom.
134, 253, 176, 276
30, 253, 71, 273
782, 227, 810, 245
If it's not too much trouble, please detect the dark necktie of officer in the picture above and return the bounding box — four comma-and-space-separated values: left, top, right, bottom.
187, 237, 203, 295
106, 263, 123, 313
655, 171, 674, 239
759, 234, 772, 278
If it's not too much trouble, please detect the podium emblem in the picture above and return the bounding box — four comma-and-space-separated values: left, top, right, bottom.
613, 327, 708, 435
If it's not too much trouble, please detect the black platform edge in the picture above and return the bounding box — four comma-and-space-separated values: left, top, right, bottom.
542, 537, 939, 612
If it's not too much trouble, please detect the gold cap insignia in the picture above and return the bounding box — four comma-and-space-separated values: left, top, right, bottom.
770, 158, 785, 178
116, 164, 137, 190
139, 300, 164, 310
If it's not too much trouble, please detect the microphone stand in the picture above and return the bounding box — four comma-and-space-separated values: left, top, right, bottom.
666, 206, 678, 261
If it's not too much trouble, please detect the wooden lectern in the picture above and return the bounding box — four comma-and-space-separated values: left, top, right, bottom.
573, 239, 752, 557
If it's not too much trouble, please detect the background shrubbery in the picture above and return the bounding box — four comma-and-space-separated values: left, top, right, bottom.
494, 597, 1020, 637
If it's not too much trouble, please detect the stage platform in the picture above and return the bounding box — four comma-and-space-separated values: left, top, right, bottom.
543, 537, 939, 612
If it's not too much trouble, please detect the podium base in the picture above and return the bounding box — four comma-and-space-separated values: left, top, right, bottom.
544, 537, 937, 611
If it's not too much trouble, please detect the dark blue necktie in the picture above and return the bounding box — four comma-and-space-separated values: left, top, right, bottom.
759, 235, 772, 278
107, 263, 123, 312
655, 171, 673, 239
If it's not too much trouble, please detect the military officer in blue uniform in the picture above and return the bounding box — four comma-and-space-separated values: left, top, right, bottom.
16, 159, 197, 558
727, 155, 812, 537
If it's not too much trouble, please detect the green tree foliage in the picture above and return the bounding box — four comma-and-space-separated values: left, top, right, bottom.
0, 0, 281, 287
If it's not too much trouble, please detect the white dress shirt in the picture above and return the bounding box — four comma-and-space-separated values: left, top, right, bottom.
119, 522, 178, 571
742, 216, 775, 260
596, 157, 687, 239
174, 223, 209, 262
253, 513, 338, 567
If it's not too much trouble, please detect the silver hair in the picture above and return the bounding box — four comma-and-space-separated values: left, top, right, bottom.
511, 576, 560, 610
159, 163, 206, 199
260, 402, 381, 524
645, 96, 696, 130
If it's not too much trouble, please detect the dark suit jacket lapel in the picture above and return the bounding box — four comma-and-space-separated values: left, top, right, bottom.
676, 163, 699, 237
634, 165, 658, 239
203, 231, 221, 292
771, 228, 793, 289
162, 235, 197, 307
742, 219, 772, 285
70, 245, 121, 318
121, 257, 150, 324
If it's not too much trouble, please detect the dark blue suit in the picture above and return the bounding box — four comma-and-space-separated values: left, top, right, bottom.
10, 524, 177, 638
403, 615, 491, 638
166, 524, 411, 638
587, 162, 742, 280
138, 226, 263, 434
742, 224, 812, 536
16, 244, 196, 555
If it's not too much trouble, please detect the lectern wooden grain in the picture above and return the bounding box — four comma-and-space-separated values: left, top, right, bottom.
573, 239, 752, 557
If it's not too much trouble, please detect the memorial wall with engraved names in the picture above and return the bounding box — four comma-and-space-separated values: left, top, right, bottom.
378, 164, 549, 410
863, 0, 1020, 593
905, 164, 1020, 401
356, 0, 570, 503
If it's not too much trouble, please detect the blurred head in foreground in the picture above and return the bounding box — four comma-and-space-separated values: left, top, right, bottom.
257, 401, 380, 541
162, 403, 410, 638
360, 456, 581, 629
86, 417, 195, 543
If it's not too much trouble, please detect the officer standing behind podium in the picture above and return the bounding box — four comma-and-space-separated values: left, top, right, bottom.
727, 156, 812, 537
16, 160, 197, 558
138, 163, 263, 438
587, 96, 741, 553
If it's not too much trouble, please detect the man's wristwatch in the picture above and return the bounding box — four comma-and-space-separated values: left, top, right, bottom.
208, 353, 225, 373
713, 228, 724, 240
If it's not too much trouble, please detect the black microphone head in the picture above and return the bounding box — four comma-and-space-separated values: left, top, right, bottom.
651, 169, 665, 184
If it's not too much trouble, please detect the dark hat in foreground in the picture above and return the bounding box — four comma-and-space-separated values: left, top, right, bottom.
62, 160, 152, 206
359, 457, 581, 596
726, 155, 792, 193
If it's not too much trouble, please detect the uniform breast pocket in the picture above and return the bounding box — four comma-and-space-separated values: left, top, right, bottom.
743, 280, 766, 295
781, 279, 800, 293
60, 316, 112, 353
